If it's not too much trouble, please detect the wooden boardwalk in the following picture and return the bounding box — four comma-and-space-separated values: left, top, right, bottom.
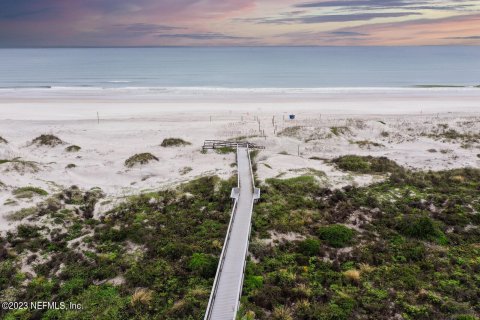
204, 147, 260, 320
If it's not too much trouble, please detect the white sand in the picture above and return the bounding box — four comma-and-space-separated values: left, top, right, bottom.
1, 88, 479, 232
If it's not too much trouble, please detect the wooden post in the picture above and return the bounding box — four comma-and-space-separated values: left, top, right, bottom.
298, 145, 300, 156
97, 112, 99, 124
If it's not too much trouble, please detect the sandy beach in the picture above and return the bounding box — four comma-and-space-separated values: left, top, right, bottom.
1, 88, 479, 232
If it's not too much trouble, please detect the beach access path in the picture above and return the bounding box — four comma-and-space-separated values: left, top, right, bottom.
205, 147, 258, 320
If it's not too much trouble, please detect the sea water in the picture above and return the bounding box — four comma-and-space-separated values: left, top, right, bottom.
0, 46, 479, 89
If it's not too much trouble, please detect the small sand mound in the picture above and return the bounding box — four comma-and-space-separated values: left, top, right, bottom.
31, 134, 64, 147
125, 153, 159, 168
0, 136, 8, 144
161, 138, 191, 147
0, 158, 40, 174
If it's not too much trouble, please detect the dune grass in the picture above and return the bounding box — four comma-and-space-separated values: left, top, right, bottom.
65, 145, 81, 152
13, 186, 48, 198
31, 134, 64, 147
124, 153, 159, 168
161, 138, 192, 147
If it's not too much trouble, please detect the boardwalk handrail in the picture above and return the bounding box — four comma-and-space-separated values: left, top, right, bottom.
203, 146, 241, 320
203, 140, 265, 150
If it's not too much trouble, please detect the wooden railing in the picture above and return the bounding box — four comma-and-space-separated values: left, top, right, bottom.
202, 140, 265, 151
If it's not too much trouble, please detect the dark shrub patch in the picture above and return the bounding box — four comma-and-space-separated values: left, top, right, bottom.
31, 134, 64, 147
161, 138, 191, 147
318, 224, 355, 248
65, 145, 81, 152
298, 238, 321, 256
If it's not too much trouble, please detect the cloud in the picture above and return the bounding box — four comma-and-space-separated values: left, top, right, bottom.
445, 35, 480, 39
296, 0, 410, 8
329, 31, 369, 36
246, 11, 421, 24
114, 23, 184, 34
156, 32, 255, 40
295, 0, 473, 10
328, 13, 480, 45
0, 0, 479, 46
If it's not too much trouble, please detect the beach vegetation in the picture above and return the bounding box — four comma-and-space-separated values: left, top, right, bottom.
333, 155, 403, 174
0, 136, 7, 144
124, 153, 159, 168
228, 135, 261, 141
278, 126, 302, 138
240, 166, 480, 319
2, 161, 480, 319
425, 129, 480, 143
0, 158, 40, 173
66, 164, 76, 169
6, 207, 37, 221
350, 140, 385, 149
13, 186, 48, 198
318, 224, 355, 248
30, 134, 64, 147
330, 126, 351, 136
160, 137, 192, 147
65, 145, 81, 152
0, 176, 235, 319
179, 166, 192, 175
215, 146, 236, 154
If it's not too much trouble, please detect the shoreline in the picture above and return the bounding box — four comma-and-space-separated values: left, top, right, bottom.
1, 87, 480, 120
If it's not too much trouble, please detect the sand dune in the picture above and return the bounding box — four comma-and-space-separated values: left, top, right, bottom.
1, 88, 479, 232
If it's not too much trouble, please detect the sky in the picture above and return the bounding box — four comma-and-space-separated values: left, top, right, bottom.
1, 0, 480, 47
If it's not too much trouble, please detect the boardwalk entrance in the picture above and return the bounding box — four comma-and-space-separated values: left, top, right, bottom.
204, 147, 260, 320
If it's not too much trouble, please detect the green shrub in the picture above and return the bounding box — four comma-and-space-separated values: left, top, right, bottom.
124, 153, 159, 168
188, 253, 218, 278
244, 275, 264, 293
333, 155, 402, 174
298, 238, 321, 256
318, 224, 355, 248
0, 260, 17, 290
397, 215, 446, 243
161, 138, 191, 147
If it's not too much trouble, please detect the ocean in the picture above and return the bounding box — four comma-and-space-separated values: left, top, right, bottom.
0, 46, 479, 89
